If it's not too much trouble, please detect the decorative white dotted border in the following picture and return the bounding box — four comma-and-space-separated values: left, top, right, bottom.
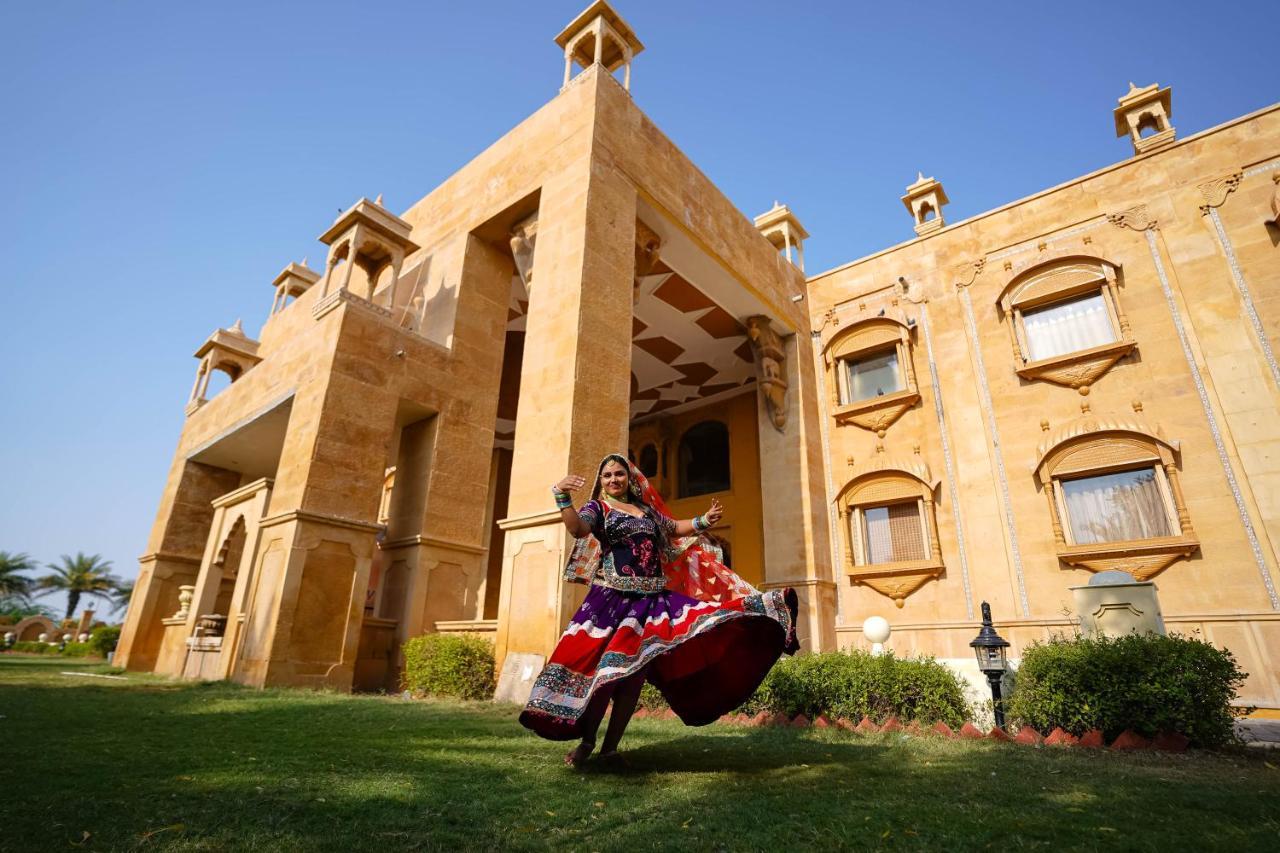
920, 304, 975, 619
1143, 229, 1279, 610
1206, 207, 1280, 391
958, 287, 1031, 617
810, 331, 844, 623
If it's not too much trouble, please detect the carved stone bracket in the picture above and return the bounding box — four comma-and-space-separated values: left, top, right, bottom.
953, 258, 986, 289
745, 315, 788, 432
1197, 171, 1243, 215
633, 219, 661, 302
510, 213, 538, 290
1106, 205, 1157, 232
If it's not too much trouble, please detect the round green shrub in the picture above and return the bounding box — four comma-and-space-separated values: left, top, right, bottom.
737, 650, 969, 726
1005, 632, 1248, 747
60, 641, 93, 657
401, 634, 495, 700
88, 625, 121, 657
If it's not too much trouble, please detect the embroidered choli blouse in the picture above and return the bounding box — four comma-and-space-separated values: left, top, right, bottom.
578, 499, 678, 593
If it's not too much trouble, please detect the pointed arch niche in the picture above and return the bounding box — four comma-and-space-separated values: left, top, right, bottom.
836, 454, 944, 607
822, 315, 920, 433
1034, 415, 1198, 580
997, 254, 1135, 390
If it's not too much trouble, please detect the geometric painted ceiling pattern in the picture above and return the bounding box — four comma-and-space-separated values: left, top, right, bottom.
504, 259, 756, 425
629, 260, 755, 419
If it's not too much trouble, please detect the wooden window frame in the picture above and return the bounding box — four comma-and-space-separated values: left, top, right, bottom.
822, 317, 921, 434
836, 459, 943, 608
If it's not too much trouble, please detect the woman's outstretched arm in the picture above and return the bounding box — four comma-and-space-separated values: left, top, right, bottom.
553, 474, 591, 538
671, 498, 724, 537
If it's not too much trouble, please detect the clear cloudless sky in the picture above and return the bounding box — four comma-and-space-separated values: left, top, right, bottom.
2, 0, 1276, 617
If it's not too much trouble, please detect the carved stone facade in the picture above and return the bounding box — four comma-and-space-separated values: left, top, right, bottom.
116, 8, 1280, 709
809, 81, 1280, 708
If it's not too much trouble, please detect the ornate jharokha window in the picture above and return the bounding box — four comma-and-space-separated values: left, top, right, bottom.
997, 256, 1136, 390
1035, 416, 1198, 580
823, 316, 920, 433
836, 454, 943, 607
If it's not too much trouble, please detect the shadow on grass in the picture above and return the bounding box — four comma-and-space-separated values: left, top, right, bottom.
3, 660, 1278, 851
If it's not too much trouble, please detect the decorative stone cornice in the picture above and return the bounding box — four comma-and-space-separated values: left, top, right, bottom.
1106, 205, 1157, 232
1197, 171, 1243, 215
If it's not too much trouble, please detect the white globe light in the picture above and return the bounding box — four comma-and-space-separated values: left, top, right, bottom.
862, 616, 891, 645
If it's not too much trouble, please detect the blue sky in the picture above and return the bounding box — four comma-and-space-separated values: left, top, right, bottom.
1, 0, 1275, 616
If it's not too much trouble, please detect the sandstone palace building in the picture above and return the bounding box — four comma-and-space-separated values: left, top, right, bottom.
115, 3, 1280, 708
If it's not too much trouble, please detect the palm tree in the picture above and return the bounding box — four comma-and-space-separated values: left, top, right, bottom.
0, 551, 37, 600
109, 578, 135, 616
35, 553, 120, 621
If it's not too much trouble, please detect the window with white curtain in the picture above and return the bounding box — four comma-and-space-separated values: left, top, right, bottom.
1022, 292, 1118, 362
858, 502, 927, 564
1059, 467, 1174, 545
842, 350, 901, 404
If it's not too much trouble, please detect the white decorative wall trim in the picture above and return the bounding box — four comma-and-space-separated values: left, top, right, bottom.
957, 285, 1031, 616
1244, 156, 1280, 178
811, 330, 844, 623
1142, 229, 1279, 610
1205, 207, 1280, 392
920, 304, 975, 619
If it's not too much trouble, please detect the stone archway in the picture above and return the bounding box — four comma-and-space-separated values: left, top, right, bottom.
13, 615, 58, 642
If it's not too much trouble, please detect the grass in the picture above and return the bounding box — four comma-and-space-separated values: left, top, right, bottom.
2, 656, 1278, 852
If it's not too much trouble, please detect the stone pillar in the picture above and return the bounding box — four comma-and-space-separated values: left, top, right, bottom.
224, 328, 398, 689
494, 156, 637, 688
756, 331, 838, 651
114, 459, 241, 671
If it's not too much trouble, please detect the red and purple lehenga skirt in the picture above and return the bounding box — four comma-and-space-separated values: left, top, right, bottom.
518, 584, 798, 740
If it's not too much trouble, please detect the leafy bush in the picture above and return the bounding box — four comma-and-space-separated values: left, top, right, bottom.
60, 642, 93, 658
401, 634, 495, 700
1006, 632, 1248, 747
639, 681, 669, 711
10, 641, 59, 655
737, 650, 969, 726
88, 625, 121, 657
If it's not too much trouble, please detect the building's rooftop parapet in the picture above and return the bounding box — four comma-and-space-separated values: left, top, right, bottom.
754, 202, 809, 271
1114, 82, 1175, 155
318, 197, 416, 250
555, 0, 643, 91
901, 172, 950, 236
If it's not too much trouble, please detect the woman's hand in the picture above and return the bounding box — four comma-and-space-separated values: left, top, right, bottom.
705, 499, 724, 526
555, 474, 586, 494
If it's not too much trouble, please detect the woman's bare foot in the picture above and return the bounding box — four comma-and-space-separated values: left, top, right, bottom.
564, 741, 594, 767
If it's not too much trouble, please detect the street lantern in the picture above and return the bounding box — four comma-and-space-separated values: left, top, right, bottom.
969, 601, 1011, 728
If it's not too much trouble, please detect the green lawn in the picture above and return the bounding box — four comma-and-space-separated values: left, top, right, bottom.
2, 656, 1278, 852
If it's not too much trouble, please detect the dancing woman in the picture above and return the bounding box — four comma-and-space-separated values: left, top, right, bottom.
518, 453, 799, 766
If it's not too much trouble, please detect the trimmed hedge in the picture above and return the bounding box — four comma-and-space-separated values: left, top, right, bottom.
89, 625, 121, 657
1006, 632, 1248, 747
60, 642, 93, 658
10, 641, 59, 655
401, 634, 495, 700
640, 651, 969, 725
737, 651, 969, 727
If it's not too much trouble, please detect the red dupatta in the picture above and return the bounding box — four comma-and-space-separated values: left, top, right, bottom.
562, 454, 757, 604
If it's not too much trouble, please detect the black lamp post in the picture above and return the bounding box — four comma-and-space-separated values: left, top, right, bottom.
969, 601, 1011, 728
